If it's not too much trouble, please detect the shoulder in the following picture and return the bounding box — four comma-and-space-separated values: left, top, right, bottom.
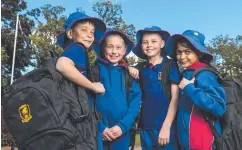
195, 70, 219, 85
64, 43, 86, 53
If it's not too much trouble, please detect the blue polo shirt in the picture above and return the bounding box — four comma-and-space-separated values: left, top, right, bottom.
60, 43, 93, 107
139, 57, 180, 129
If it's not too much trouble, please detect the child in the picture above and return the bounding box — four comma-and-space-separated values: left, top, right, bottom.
166, 30, 226, 150
131, 26, 180, 150
56, 12, 106, 103
94, 30, 142, 150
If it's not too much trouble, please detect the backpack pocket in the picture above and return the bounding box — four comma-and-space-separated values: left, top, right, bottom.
19, 129, 77, 150
4, 86, 61, 146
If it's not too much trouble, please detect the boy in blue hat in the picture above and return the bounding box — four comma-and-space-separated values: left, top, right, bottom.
56, 12, 106, 103
166, 30, 226, 150
130, 26, 180, 150
94, 30, 141, 150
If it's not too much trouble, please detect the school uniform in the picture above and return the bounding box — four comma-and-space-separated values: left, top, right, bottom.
138, 57, 180, 150
132, 26, 180, 150
166, 30, 226, 150
96, 58, 142, 150
94, 30, 141, 150
177, 62, 226, 150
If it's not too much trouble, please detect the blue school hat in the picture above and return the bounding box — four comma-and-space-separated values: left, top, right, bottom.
57, 11, 106, 48
132, 26, 170, 59
166, 30, 213, 62
94, 29, 134, 57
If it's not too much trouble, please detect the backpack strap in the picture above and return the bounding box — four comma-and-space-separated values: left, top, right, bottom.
161, 57, 173, 100
191, 66, 222, 143
191, 66, 218, 79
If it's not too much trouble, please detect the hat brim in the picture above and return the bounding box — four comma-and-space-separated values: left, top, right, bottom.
166, 34, 213, 62
132, 30, 170, 59
94, 30, 134, 57
57, 17, 106, 49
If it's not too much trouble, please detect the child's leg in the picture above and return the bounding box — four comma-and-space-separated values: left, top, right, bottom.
103, 131, 130, 150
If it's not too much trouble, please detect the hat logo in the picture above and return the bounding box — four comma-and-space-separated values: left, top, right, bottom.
194, 32, 199, 36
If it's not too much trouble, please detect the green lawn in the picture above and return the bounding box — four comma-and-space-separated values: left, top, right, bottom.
135, 134, 140, 146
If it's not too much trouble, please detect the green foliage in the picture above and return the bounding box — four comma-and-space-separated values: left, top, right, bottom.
1, 0, 35, 91
27, 4, 66, 67
207, 35, 242, 79
93, 0, 136, 42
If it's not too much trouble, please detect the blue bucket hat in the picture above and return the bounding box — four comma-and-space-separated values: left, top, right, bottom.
57, 11, 106, 48
94, 29, 134, 57
166, 30, 213, 62
132, 26, 170, 59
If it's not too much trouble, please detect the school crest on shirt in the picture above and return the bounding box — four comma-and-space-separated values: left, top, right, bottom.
19, 104, 32, 123
158, 72, 162, 80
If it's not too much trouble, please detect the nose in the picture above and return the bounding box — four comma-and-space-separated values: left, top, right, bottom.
180, 52, 186, 60
87, 31, 93, 38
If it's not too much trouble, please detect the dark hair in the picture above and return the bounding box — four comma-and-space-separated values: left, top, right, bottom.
99, 33, 125, 58
175, 37, 203, 60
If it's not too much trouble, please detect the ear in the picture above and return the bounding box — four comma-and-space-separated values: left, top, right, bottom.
66, 30, 73, 39
160, 40, 165, 49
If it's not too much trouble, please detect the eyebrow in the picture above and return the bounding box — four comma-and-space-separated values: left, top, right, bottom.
177, 48, 191, 51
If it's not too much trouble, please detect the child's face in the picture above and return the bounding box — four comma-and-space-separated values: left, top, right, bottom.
68, 22, 95, 48
176, 43, 199, 68
104, 35, 126, 65
141, 33, 164, 58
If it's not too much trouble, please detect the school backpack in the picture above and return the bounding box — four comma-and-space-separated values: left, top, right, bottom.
88, 63, 138, 150
2, 57, 99, 150
191, 66, 242, 150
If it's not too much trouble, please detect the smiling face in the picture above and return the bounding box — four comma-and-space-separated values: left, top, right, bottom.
176, 39, 200, 68
141, 33, 165, 59
67, 21, 95, 48
103, 34, 126, 65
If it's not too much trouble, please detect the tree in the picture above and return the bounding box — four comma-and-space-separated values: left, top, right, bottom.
92, 1, 137, 64
27, 4, 66, 67
1, 0, 35, 92
93, 1, 136, 42
207, 35, 242, 79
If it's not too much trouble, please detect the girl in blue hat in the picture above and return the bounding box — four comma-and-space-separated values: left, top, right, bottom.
166, 30, 226, 150
130, 26, 180, 150
94, 30, 142, 150
56, 12, 106, 103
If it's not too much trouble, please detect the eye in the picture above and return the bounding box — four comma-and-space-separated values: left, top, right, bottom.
142, 41, 147, 44
81, 28, 87, 32
185, 51, 191, 55
152, 40, 157, 43
176, 50, 182, 55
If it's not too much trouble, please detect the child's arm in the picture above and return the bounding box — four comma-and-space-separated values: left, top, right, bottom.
181, 71, 226, 117
56, 57, 105, 94
115, 80, 142, 134
158, 84, 179, 146
128, 67, 139, 79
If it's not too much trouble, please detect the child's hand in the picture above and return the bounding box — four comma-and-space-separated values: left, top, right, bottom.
158, 123, 171, 146
178, 78, 195, 89
110, 125, 123, 138
128, 67, 139, 79
102, 128, 116, 141
92, 82, 105, 94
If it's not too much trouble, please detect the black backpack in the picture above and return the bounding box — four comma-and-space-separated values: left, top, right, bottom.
88, 63, 138, 150
2, 58, 99, 150
191, 66, 242, 150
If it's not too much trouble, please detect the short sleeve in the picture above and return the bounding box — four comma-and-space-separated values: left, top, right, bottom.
169, 62, 181, 84
60, 43, 87, 70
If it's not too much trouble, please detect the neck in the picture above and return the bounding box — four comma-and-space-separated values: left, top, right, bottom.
148, 55, 163, 65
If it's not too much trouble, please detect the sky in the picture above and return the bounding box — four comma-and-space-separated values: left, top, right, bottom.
25, 0, 242, 43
